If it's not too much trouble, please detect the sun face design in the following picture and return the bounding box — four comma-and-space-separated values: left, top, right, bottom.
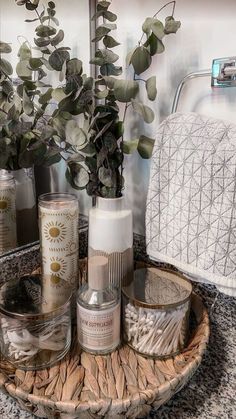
50, 274, 61, 285
43, 221, 67, 243
65, 210, 78, 222
50, 256, 67, 277
65, 240, 78, 255
0, 196, 12, 213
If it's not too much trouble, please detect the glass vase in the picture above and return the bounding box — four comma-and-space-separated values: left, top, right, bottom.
12, 168, 38, 246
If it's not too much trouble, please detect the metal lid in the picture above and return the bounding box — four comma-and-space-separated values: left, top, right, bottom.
0, 274, 72, 319
122, 267, 192, 309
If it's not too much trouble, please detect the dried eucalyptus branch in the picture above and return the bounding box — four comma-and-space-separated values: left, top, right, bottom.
0, 0, 180, 197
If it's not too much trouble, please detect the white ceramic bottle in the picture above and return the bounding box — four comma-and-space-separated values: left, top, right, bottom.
88, 196, 133, 288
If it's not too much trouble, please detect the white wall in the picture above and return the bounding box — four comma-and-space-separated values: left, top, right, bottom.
2, 0, 236, 236
0, 0, 90, 75
110, 0, 236, 234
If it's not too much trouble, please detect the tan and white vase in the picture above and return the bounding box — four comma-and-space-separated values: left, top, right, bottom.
88, 196, 133, 288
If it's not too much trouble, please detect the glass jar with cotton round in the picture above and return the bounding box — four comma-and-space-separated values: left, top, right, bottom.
122, 267, 192, 358
0, 274, 72, 370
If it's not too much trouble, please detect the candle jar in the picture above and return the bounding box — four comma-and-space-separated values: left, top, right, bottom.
122, 267, 192, 358
38, 193, 79, 303
0, 274, 71, 370
0, 171, 17, 254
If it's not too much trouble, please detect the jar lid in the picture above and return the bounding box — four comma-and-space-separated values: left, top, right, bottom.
0, 274, 72, 319
122, 267, 192, 309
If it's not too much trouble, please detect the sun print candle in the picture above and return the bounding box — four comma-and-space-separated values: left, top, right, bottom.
0, 172, 17, 254
39, 193, 79, 305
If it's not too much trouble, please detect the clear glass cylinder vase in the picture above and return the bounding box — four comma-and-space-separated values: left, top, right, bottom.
88, 196, 133, 288
12, 168, 38, 246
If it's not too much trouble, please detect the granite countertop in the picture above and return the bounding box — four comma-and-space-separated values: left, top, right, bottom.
0, 281, 235, 419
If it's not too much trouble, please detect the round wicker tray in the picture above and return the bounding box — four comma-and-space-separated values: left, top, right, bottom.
0, 287, 210, 419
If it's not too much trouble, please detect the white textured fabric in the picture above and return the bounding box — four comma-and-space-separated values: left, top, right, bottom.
146, 112, 236, 296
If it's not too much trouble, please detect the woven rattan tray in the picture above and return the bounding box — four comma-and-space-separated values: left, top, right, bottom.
0, 263, 210, 419
0, 296, 209, 419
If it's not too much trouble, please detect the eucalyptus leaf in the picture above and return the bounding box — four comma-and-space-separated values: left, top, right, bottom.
103, 35, 120, 48
66, 58, 82, 76
131, 46, 151, 75
26, 1, 39, 11
98, 167, 115, 187
0, 58, 13, 75
42, 150, 61, 166
48, 1, 56, 9
74, 166, 89, 188
97, 1, 111, 11
93, 26, 111, 42
123, 139, 139, 154
40, 125, 56, 140
100, 63, 122, 76
16, 60, 32, 79
104, 132, 117, 152
49, 49, 70, 71
65, 120, 87, 148
164, 16, 181, 34
38, 67, 47, 80
100, 49, 119, 64
51, 16, 59, 27
51, 29, 64, 46
104, 10, 117, 22
0, 42, 12, 54
23, 88, 34, 115
137, 135, 155, 158
52, 87, 67, 102
142, 17, 156, 34
81, 143, 96, 156
96, 89, 109, 99
2, 80, 13, 96
25, 18, 39, 23
36, 25, 57, 37
25, 0, 39, 11
38, 87, 53, 104
34, 37, 51, 47
97, 147, 108, 168
131, 99, 154, 123
90, 49, 119, 66
48, 8, 56, 17
29, 57, 42, 69
102, 75, 116, 89
146, 76, 157, 101
114, 79, 139, 102
18, 42, 31, 60
126, 48, 136, 66
151, 20, 165, 40
66, 163, 89, 189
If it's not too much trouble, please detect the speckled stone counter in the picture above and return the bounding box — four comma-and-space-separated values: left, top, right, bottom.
0, 232, 235, 419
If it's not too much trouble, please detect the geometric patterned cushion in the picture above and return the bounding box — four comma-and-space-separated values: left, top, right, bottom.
146, 112, 236, 296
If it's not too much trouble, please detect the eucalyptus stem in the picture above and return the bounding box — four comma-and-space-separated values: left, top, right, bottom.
139, 0, 176, 45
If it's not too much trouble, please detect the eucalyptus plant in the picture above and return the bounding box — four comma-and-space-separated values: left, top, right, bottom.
0, 0, 180, 197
